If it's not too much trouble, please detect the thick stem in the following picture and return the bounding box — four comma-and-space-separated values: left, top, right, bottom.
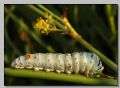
5, 68, 117, 85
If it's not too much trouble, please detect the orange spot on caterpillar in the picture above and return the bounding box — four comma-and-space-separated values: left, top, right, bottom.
26, 54, 31, 60
57, 53, 61, 55
58, 59, 60, 62
48, 59, 50, 62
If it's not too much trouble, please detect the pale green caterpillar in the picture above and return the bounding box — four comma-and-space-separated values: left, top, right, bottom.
11, 52, 104, 77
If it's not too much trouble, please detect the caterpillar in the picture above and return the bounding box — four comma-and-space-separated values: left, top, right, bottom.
11, 52, 104, 77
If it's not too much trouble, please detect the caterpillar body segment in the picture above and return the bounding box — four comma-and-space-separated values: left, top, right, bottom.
26, 54, 37, 69
11, 52, 104, 77
65, 53, 73, 74
45, 53, 57, 72
72, 52, 80, 74
32, 53, 46, 71
55, 53, 65, 73
79, 52, 88, 74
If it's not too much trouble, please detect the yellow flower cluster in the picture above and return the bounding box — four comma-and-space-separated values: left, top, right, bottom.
34, 14, 57, 35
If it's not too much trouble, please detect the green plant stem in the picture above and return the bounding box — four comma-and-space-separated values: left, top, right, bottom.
5, 68, 117, 85
36, 5, 117, 72
37, 5, 62, 23
105, 5, 117, 41
5, 6, 21, 55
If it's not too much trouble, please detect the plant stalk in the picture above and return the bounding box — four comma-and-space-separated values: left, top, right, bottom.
5, 68, 117, 85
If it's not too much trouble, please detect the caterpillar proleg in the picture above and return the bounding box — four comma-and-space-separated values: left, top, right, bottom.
11, 52, 104, 77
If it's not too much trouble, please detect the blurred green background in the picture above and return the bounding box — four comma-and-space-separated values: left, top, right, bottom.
4, 4, 118, 85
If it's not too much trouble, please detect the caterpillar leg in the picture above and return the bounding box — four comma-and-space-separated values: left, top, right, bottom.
56, 70, 61, 73
14, 64, 24, 69
18, 66, 24, 69
89, 73, 94, 77
85, 73, 89, 77
80, 63, 87, 74
88, 69, 93, 77
25, 64, 33, 69
95, 75, 100, 78
25, 66, 33, 69
61, 69, 65, 73
33, 64, 44, 71
66, 70, 72, 74
14, 65, 20, 69
39, 68, 44, 71
45, 69, 51, 72
50, 69, 54, 72
84, 68, 89, 77
33, 67, 39, 71
84, 71, 89, 77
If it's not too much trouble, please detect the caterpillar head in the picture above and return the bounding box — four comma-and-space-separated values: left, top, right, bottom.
11, 56, 25, 69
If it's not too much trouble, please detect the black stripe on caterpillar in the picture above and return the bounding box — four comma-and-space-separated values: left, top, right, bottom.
11, 52, 104, 77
